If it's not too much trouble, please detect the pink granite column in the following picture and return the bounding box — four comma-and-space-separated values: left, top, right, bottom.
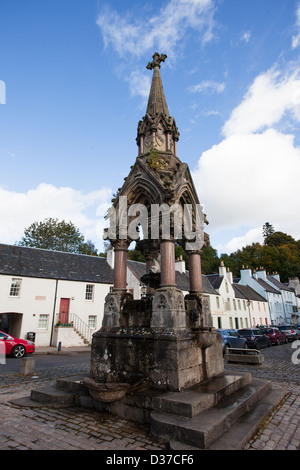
113, 240, 129, 291
188, 250, 202, 293
160, 240, 176, 287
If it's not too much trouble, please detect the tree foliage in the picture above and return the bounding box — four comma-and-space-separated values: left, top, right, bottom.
17, 218, 98, 255
219, 227, 300, 283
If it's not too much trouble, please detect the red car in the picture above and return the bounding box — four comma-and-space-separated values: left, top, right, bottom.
260, 327, 288, 345
0, 330, 35, 358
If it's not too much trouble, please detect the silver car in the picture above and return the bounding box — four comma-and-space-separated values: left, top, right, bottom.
278, 325, 300, 341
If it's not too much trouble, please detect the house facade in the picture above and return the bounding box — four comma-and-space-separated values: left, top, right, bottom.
0, 242, 294, 349
207, 262, 271, 329
0, 244, 114, 347
239, 267, 298, 325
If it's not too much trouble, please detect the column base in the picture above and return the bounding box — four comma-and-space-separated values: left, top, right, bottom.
151, 287, 186, 328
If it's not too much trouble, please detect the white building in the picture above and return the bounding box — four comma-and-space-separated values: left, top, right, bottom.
207, 262, 271, 329
0, 244, 114, 347
239, 267, 298, 325
0, 243, 275, 349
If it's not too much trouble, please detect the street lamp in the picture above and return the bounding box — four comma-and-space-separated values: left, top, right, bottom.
247, 300, 252, 328
141, 285, 147, 298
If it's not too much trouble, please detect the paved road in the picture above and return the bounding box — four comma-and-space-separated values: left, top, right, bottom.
0, 342, 300, 451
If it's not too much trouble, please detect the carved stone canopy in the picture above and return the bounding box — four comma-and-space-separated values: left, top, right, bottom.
105, 53, 204, 249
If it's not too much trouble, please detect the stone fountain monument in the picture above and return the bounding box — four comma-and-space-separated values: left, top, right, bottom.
86, 53, 286, 450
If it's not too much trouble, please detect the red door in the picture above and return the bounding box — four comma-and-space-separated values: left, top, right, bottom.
59, 298, 70, 324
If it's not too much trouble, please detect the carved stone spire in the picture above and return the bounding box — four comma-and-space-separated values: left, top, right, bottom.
136, 53, 179, 155
146, 52, 169, 118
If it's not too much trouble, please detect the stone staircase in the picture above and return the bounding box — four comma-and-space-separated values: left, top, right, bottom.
150, 373, 286, 450
13, 371, 287, 450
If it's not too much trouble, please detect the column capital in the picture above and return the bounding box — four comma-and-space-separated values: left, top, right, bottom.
186, 249, 203, 256
111, 238, 131, 252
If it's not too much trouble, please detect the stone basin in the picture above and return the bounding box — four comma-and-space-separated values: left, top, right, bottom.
83, 377, 131, 403
192, 327, 217, 349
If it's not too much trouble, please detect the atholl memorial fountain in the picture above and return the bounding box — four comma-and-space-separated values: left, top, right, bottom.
38, 53, 283, 450
81, 54, 287, 450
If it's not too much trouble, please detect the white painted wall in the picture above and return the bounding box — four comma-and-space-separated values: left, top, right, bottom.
0, 274, 112, 347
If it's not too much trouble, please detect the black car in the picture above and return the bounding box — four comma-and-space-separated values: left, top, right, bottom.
237, 328, 271, 349
217, 329, 248, 355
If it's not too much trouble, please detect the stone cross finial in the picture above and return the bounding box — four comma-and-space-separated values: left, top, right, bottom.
146, 52, 167, 70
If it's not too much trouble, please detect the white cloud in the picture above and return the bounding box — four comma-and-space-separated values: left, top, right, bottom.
223, 66, 300, 137
0, 183, 112, 251
292, 3, 300, 49
240, 31, 251, 43
220, 227, 263, 254
127, 70, 151, 104
189, 80, 225, 94
193, 64, 300, 254
96, 0, 216, 59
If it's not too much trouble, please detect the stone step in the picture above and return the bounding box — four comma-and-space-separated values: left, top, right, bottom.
207, 385, 287, 450
150, 378, 272, 449
152, 372, 252, 418
56, 375, 89, 395
30, 386, 76, 407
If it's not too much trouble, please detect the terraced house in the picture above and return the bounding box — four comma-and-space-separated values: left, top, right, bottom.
0, 243, 276, 348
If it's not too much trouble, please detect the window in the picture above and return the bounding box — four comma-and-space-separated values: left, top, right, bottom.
85, 284, 94, 301
88, 315, 97, 329
216, 297, 220, 309
233, 299, 236, 311
9, 278, 22, 297
38, 314, 49, 329
238, 299, 241, 310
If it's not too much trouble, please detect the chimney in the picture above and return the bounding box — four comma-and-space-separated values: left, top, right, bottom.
219, 261, 227, 277
240, 266, 253, 284
226, 266, 233, 284
106, 244, 115, 269
270, 272, 280, 282
256, 268, 266, 281
175, 256, 186, 274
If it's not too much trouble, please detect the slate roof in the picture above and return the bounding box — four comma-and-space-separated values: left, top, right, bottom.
255, 278, 280, 294
267, 275, 295, 292
127, 259, 219, 295
0, 244, 114, 284
233, 283, 267, 302
206, 274, 223, 290
127, 260, 147, 279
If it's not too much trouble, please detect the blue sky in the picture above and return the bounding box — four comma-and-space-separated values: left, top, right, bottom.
1, 0, 300, 255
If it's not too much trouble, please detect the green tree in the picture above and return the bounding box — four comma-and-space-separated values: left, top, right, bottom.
127, 249, 146, 263
17, 218, 98, 255
262, 222, 275, 243
201, 245, 220, 274
264, 231, 296, 247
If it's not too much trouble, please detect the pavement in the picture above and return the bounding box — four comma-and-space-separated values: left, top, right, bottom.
1, 342, 300, 451
34, 345, 92, 355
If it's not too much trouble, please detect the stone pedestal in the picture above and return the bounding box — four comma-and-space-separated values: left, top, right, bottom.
91, 324, 224, 392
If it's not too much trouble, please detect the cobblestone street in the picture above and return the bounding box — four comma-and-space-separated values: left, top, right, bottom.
1, 342, 300, 451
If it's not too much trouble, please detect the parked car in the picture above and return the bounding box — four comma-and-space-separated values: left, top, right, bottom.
237, 328, 271, 349
277, 325, 300, 341
260, 327, 288, 345
217, 329, 248, 355
0, 330, 35, 358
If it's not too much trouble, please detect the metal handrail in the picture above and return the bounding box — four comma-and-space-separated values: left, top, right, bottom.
68, 312, 93, 345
